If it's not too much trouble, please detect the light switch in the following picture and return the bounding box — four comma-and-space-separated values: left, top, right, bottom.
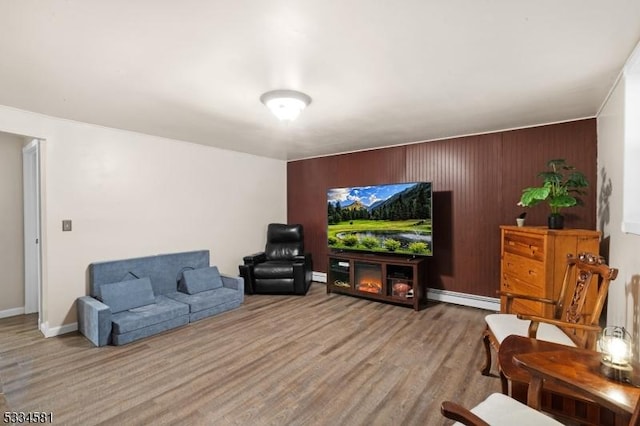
62, 220, 72, 232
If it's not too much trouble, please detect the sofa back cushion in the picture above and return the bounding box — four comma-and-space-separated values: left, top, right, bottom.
89, 250, 210, 297
179, 266, 224, 294
100, 277, 155, 313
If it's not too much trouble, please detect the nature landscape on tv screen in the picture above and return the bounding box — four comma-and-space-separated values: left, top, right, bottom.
327, 182, 432, 256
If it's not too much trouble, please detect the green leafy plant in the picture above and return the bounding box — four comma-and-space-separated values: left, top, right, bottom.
383, 238, 401, 251
328, 236, 338, 245
342, 234, 359, 247
517, 159, 588, 215
361, 236, 379, 249
408, 241, 428, 254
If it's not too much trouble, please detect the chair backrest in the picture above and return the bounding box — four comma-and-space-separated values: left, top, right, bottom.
554, 252, 618, 348
265, 223, 304, 261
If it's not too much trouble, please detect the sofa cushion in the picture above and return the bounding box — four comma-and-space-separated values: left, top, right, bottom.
100, 277, 155, 314
111, 295, 189, 334
179, 266, 223, 294
166, 287, 241, 313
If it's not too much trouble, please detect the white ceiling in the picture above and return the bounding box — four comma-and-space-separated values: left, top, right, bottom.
1, 1, 639, 161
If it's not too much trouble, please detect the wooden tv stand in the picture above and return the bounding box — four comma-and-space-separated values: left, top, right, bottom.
326, 251, 427, 311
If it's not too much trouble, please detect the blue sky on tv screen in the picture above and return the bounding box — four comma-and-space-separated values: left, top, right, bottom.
327, 183, 418, 208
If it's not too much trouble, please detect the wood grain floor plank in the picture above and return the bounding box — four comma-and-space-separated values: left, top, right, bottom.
0, 283, 500, 425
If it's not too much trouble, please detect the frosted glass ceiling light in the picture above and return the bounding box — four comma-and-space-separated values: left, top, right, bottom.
260, 90, 311, 121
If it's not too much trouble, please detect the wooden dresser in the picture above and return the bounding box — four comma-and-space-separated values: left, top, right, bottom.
500, 226, 601, 317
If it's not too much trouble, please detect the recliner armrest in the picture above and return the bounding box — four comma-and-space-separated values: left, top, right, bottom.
77, 296, 112, 347
293, 254, 310, 263
243, 252, 266, 265
292, 253, 313, 295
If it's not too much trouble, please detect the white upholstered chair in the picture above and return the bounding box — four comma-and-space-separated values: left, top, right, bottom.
441, 392, 563, 425
481, 252, 618, 393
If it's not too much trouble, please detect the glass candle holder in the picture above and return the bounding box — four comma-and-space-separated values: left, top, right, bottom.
598, 326, 633, 380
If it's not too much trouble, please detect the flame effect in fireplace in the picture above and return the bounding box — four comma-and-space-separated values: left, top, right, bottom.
357, 270, 382, 294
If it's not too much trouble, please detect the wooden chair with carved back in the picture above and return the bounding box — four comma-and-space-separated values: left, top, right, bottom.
480, 252, 618, 391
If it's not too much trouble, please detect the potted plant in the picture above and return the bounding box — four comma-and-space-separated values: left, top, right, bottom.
517, 159, 588, 229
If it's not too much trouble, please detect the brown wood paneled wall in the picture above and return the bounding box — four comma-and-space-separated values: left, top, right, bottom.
287, 119, 597, 298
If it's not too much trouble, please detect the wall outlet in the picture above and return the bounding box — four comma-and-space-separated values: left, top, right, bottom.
62, 220, 72, 232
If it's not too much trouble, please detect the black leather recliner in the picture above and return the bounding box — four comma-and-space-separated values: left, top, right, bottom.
239, 223, 313, 295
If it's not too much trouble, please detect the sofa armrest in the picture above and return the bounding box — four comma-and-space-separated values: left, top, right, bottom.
222, 274, 245, 297
77, 296, 112, 347
243, 252, 266, 265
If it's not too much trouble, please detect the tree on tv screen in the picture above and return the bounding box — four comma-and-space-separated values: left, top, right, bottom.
327, 183, 431, 224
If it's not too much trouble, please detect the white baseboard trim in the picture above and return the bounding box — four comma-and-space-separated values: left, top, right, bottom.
427, 288, 499, 312
40, 321, 78, 338
312, 271, 327, 283
0, 307, 25, 319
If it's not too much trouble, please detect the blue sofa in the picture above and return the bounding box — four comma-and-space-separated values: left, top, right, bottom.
77, 250, 244, 346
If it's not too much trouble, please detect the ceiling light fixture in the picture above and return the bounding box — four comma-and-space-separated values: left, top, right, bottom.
260, 89, 312, 122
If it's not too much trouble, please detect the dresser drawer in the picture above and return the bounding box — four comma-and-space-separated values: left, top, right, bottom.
509, 298, 544, 316
502, 252, 545, 284
501, 272, 544, 297
503, 231, 545, 261
501, 273, 545, 315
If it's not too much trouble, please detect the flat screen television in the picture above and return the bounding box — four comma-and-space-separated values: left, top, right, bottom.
327, 182, 432, 256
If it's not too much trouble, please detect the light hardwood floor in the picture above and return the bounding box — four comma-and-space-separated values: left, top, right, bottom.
0, 283, 500, 425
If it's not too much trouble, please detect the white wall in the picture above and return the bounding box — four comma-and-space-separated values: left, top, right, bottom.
0, 131, 25, 315
0, 105, 287, 334
597, 56, 640, 357
622, 51, 640, 234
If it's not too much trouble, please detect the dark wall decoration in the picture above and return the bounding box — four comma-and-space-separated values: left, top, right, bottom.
287, 119, 597, 298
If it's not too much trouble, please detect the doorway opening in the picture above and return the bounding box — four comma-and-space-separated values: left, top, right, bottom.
23, 139, 43, 329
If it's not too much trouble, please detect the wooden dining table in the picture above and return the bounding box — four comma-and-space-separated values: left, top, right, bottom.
507, 336, 640, 423
498, 334, 583, 401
